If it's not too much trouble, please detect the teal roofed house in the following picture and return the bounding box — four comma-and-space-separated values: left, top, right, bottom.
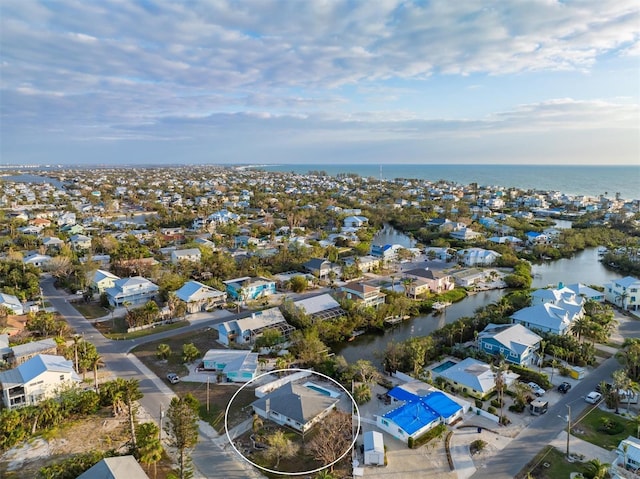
223, 276, 276, 301
478, 323, 542, 366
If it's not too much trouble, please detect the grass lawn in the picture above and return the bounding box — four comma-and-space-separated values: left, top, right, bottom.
131, 327, 256, 432
72, 302, 110, 320
517, 446, 590, 479
93, 315, 189, 339
572, 407, 635, 450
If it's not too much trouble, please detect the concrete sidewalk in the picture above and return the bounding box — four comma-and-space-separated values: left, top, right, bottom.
549, 430, 617, 464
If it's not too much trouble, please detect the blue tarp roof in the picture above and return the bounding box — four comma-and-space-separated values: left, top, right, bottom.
384, 387, 462, 435
384, 402, 438, 435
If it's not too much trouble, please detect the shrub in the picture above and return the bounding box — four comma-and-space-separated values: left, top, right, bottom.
499, 415, 511, 426
599, 418, 625, 435
475, 399, 483, 409
470, 439, 487, 455
509, 402, 526, 413
490, 399, 502, 409
487, 406, 496, 415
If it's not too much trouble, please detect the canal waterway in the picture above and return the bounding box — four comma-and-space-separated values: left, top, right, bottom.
335, 243, 625, 366
1, 174, 65, 189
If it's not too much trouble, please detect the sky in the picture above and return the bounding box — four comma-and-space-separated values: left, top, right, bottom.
1, 0, 639, 166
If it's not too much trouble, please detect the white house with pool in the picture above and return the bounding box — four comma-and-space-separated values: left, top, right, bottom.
251, 381, 340, 434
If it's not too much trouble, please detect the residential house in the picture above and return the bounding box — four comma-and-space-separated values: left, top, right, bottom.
424, 247, 452, 261
9, 338, 58, 366
293, 294, 346, 322
217, 308, 294, 346
223, 276, 276, 301
251, 381, 340, 433
450, 227, 482, 241
341, 281, 386, 308
457, 248, 501, 266
170, 248, 202, 264
105, 276, 159, 307
563, 283, 605, 302
488, 235, 522, 245
0, 354, 81, 409
202, 349, 259, 383
303, 258, 337, 280
69, 234, 92, 250
478, 323, 542, 366
525, 231, 549, 245
510, 303, 575, 335
435, 357, 518, 399
342, 215, 369, 229
376, 381, 463, 442
174, 280, 227, 313
605, 276, 640, 311
0, 293, 24, 315
403, 268, 455, 294
610, 436, 640, 479
370, 243, 404, 261
89, 269, 120, 294
23, 253, 52, 268
450, 268, 490, 288
41, 236, 65, 251
77, 455, 150, 479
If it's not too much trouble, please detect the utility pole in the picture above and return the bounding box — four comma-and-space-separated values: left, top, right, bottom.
565, 404, 571, 459
159, 405, 164, 442
207, 376, 210, 412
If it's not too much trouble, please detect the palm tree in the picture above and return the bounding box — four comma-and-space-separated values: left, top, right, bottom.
89, 353, 105, 392
492, 360, 509, 423
570, 316, 590, 343
157, 343, 172, 360
612, 369, 630, 414
538, 339, 546, 371
585, 458, 610, 479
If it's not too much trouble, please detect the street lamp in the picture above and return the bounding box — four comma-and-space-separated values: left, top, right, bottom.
565, 404, 571, 459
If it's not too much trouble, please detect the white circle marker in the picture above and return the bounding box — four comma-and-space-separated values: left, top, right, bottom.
224, 368, 361, 476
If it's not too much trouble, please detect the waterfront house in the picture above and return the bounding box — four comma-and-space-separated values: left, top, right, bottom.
488, 235, 523, 245
605, 276, 640, 311
0, 354, 81, 409
510, 303, 574, 335
293, 294, 346, 322
342, 215, 369, 229
478, 323, 542, 366
170, 248, 202, 264
450, 227, 482, 241
525, 231, 549, 245
456, 248, 501, 267
370, 243, 404, 261
223, 276, 276, 301
376, 381, 463, 442
341, 281, 386, 308
251, 381, 339, 433
450, 268, 490, 288
89, 269, 120, 294
202, 349, 259, 383
105, 276, 159, 307
563, 283, 605, 302
174, 280, 227, 313
0, 293, 24, 315
424, 247, 453, 261
436, 357, 518, 399
217, 308, 294, 346
403, 268, 455, 294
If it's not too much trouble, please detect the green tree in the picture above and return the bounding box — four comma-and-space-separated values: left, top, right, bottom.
165, 394, 200, 479
157, 343, 172, 360
182, 343, 201, 363
264, 429, 299, 469
136, 422, 163, 478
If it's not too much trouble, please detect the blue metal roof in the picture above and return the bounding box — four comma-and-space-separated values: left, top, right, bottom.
423, 391, 462, 419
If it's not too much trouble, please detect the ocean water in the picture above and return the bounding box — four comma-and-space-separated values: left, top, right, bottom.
257, 164, 639, 200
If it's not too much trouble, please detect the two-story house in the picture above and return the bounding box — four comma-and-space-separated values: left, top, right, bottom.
403, 268, 455, 296
0, 354, 81, 409
478, 323, 542, 366
174, 280, 227, 313
341, 281, 386, 309
223, 277, 277, 301
605, 276, 640, 311
105, 276, 159, 307
170, 248, 202, 264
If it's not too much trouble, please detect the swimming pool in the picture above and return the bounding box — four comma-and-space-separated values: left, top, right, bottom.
303, 382, 341, 398
432, 360, 457, 374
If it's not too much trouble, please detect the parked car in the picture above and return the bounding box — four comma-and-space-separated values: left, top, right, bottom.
166, 373, 180, 384
558, 382, 572, 394
585, 391, 602, 404
527, 382, 545, 397
595, 382, 612, 393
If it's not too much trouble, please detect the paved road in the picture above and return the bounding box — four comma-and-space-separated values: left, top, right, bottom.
472, 310, 640, 479
40, 276, 265, 479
